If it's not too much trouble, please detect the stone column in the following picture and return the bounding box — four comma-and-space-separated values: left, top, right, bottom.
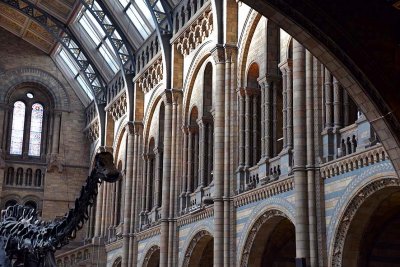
140, 154, 148, 213
333, 77, 341, 129
153, 146, 163, 208
343, 91, 350, 127
211, 46, 225, 267
286, 61, 294, 150
160, 90, 173, 267
146, 154, 153, 211
207, 122, 213, 184
193, 129, 199, 189
121, 122, 135, 267
281, 68, 288, 149
252, 93, 258, 165
129, 122, 143, 267
244, 90, 251, 169
292, 40, 309, 266
187, 129, 194, 193
197, 118, 206, 188
236, 88, 245, 191
180, 126, 189, 210
306, 50, 317, 267
323, 68, 335, 160
94, 184, 104, 237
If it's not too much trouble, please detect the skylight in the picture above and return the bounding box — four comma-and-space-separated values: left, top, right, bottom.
118, 0, 155, 39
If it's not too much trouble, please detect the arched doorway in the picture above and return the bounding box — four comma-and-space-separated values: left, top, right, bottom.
183, 230, 214, 267
331, 178, 400, 267
143, 245, 160, 267
241, 209, 295, 267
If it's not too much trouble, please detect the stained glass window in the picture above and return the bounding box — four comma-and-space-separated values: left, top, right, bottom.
10, 101, 26, 155
28, 103, 44, 156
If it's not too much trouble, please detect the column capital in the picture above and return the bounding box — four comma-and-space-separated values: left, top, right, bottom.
258, 74, 281, 87
153, 147, 163, 155
97, 146, 113, 154
181, 124, 189, 134
171, 88, 183, 104
161, 89, 173, 105
278, 59, 293, 72
188, 125, 199, 134
244, 87, 259, 96
224, 44, 238, 63
125, 121, 143, 135
210, 45, 225, 64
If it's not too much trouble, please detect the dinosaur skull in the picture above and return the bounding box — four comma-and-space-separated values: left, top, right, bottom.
94, 152, 121, 183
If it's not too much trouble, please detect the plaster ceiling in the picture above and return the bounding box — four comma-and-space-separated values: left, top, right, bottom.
0, 0, 78, 53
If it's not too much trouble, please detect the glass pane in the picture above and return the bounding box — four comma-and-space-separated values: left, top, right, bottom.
28, 103, 44, 156
10, 101, 25, 155
118, 0, 129, 8
59, 49, 79, 75
126, 5, 152, 38
77, 75, 94, 100
99, 43, 119, 73
136, 0, 156, 27
79, 14, 102, 45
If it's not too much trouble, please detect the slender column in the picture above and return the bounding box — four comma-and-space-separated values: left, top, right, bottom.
292, 40, 309, 266
207, 123, 213, 184
260, 82, 266, 157
264, 81, 271, 158
252, 93, 258, 165
122, 122, 135, 267
141, 154, 148, 212
160, 91, 173, 267
211, 46, 225, 267
272, 81, 278, 156
193, 129, 199, 189
306, 50, 317, 267
244, 91, 251, 167
187, 130, 194, 192
153, 147, 161, 208
281, 69, 288, 149
103, 183, 110, 235
181, 126, 189, 208
197, 118, 205, 188
286, 62, 294, 149
343, 91, 350, 127
168, 93, 178, 267
333, 77, 341, 129
324, 68, 333, 129
238, 89, 245, 166
146, 155, 153, 211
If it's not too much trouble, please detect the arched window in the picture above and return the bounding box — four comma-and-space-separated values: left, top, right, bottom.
24, 200, 37, 211
34, 169, 42, 187
16, 168, 23, 186
5, 199, 17, 209
5, 167, 14, 185
25, 168, 33, 186
10, 101, 26, 155
28, 103, 44, 156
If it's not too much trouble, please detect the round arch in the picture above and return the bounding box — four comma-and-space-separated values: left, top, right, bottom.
142, 245, 160, 267
182, 229, 214, 267
239, 208, 295, 267
329, 177, 400, 267
0, 67, 70, 111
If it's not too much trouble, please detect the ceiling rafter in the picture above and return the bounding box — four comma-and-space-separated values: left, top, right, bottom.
79, 0, 136, 74
0, 0, 107, 103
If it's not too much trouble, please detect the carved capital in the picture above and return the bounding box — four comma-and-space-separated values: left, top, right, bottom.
224, 44, 238, 63
46, 153, 64, 173
210, 45, 225, 64
171, 88, 183, 104
125, 122, 135, 135
161, 89, 173, 105
278, 59, 293, 72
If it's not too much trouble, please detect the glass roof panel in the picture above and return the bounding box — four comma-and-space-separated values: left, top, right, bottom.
59, 49, 79, 75
126, 5, 152, 39
99, 42, 119, 73
76, 75, 94, 100
79, 13, 102, 45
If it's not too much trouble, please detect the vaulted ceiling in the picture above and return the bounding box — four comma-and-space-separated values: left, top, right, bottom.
0, 0, 78, 53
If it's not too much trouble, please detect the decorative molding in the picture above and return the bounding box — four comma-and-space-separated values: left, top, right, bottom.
321, 145, 388, 179
239, 209, 289, 267
136, 225, 161, 241
175, 5, 213, 56
330, 177, 400, 267
177, 205, 214, 227
234, 177, 294, 207
136, 56, 163, 93
107, 92, 127, 121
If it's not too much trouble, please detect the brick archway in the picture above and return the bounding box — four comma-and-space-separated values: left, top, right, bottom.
182, 230, 213, 267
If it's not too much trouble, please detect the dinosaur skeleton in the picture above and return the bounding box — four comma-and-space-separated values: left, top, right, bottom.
0, 152, 121, 267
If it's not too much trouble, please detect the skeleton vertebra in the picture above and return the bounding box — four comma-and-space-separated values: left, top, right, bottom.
0, 152, 120, 267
